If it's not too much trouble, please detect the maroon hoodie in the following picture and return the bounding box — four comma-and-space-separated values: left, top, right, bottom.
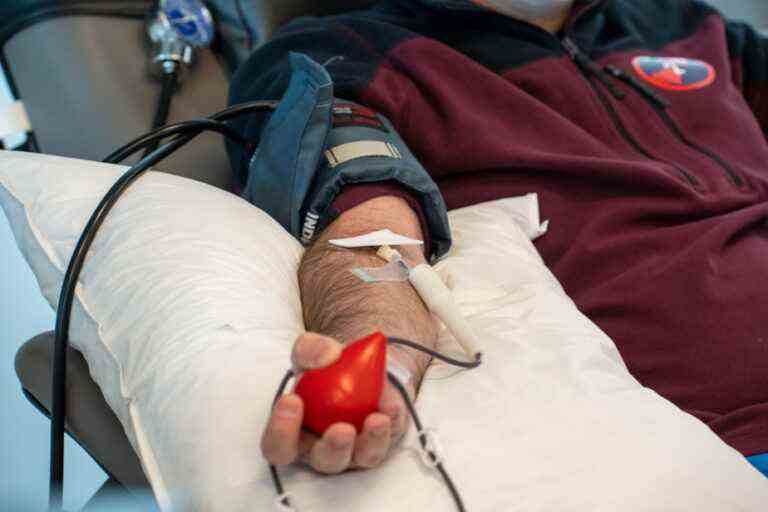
230, 0, 768, 456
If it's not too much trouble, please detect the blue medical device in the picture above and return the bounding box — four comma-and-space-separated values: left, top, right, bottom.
160, 0, 215, 47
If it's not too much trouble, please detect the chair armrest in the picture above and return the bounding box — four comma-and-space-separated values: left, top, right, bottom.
15, 331, 151, 491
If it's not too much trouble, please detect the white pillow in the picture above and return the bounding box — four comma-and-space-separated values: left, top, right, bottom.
1, 150, 766, 511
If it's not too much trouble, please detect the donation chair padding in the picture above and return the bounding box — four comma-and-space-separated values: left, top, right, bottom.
15, 332, 149, 490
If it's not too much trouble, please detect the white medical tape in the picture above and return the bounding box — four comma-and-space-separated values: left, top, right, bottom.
329, 229, 423, 248
273, 493, 298, 512
386, 356, 413, 386
0, 100, 31, 138
417, 429, 445, 469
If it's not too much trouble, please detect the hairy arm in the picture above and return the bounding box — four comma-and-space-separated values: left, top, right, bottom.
299, 195, 438, 381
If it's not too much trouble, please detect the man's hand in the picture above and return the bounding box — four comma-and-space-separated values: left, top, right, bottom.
261, 332, 418, 473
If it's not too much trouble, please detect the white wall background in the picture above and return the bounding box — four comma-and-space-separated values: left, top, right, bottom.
0, 1, 765, 510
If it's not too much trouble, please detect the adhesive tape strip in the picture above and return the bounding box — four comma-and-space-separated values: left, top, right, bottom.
329, 229, 423, 248
351, 259, 409, 283
386, 356, 413, 386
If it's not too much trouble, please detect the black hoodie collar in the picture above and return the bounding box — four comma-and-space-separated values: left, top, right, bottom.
389, 0, 611, 50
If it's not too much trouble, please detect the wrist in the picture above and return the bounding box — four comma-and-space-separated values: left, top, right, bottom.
319, 328, 432, 389
387, 341, 431, 393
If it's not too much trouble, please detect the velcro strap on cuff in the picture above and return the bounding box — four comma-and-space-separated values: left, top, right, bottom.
325, 140, 402, 167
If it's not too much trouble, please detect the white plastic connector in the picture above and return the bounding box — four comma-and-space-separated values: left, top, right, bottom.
407, 264, 481, 360
376, 244, 403, 264
273, 493, 298, 511
417, 429, 445, 469
377, 245, 480, 359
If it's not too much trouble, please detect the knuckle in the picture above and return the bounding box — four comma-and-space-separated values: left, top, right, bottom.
293, 337, 326, 368
269, 423, 293, 440
261, 436, 296, 466
261, 430, 298, 466
291, 337, 311, 364
311, 440, 353, 474
273, 396, 302, 420
380, 394, 402, 416
271, 452, 295, 466
358, 453, 383, 468
262, 443, 293, 466
260, 432, 275, 455
385, 409, 402, 430
313, 460, 347, 474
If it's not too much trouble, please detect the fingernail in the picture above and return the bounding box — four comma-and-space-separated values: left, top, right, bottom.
384, 408, 400, 424
310, 344, 330, 366
330, 433, 353, 450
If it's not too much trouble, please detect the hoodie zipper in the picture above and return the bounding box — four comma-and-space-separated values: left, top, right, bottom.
604, 65, 744, 188
562, 37, 700, 187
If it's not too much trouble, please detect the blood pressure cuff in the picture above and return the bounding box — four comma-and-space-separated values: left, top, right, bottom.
240, 53, 451, 261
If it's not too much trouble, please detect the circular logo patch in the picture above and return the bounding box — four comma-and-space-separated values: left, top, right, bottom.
632, 56, 715, 91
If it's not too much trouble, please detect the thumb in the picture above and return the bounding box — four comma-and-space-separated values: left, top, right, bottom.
291, 332, 343, 370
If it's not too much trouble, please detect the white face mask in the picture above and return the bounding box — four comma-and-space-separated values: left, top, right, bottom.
422, 0, 575, 23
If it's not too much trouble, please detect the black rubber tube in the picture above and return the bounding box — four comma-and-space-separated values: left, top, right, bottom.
104, 119, 247, 164
49, 101, 278, 510
142, 70, 178, 158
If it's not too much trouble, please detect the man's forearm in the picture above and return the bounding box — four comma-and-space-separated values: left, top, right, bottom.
298, 196, 438, 382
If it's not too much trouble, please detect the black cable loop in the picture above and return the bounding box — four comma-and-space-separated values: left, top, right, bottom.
388, 337, 482, 369
103, 100, 278, 164
50, 133, 194, 511
268, 337, 479, 511
49, 102, 278, 511
104, 119, 247, 164
270, 370, 297, 510
143, 70, 179, 158
387, 373, 466, 512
